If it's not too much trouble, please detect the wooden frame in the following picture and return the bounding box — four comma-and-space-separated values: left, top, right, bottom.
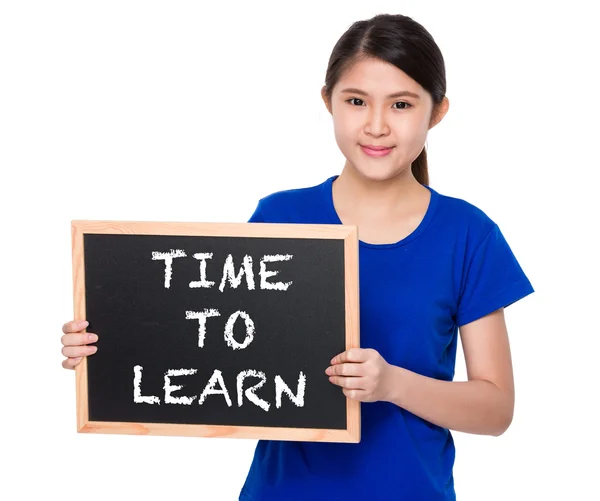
71, 220, 360, 443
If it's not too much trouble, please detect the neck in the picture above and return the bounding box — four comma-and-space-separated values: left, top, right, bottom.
333, 161, 424, 215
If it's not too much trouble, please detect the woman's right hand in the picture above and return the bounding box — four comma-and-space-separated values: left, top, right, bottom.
61, 320, 98, 369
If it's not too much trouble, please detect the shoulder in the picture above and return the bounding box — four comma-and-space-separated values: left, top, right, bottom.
258, 182, 323, 209
250, 177, 333, 223
434, 188, 498, 240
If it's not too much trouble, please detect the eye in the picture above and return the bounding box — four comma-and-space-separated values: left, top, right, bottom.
346, 98, 365, 106
345, 98, 412, 110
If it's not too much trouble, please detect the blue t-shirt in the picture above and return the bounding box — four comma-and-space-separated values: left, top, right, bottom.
239, 175, 534, 501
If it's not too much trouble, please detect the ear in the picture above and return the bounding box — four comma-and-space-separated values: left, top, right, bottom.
321, 85, 332, 115
429, 96, 450, 129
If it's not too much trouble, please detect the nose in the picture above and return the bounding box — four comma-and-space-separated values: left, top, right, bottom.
364, 107, 390, 137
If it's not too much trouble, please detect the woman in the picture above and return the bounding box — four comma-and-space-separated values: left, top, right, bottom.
61, 13, 534, 500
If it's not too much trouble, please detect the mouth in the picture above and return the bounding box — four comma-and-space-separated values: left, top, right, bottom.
360, 144, 394, 157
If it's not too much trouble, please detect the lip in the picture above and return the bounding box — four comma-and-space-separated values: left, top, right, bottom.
360, 145, 394, 157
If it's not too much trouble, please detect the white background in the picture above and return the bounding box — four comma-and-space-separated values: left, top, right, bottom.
1, 1, 598, 499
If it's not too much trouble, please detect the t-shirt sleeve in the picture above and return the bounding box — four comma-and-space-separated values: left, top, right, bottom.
455, 223, 534, 327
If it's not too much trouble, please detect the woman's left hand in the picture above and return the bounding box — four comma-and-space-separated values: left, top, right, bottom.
325, 348, 393, 402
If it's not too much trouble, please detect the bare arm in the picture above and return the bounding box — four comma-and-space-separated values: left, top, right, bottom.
385, 308, 515, 436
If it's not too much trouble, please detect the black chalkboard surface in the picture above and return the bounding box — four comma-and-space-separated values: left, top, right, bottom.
71, 221, 360, 443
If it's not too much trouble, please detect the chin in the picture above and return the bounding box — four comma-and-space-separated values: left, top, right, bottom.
350, 162, 410, 183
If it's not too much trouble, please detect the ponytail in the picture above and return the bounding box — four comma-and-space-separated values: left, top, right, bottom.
411, 145, 429, 186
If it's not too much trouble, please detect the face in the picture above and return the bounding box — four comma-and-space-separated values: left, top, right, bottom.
322, 57, 448, 183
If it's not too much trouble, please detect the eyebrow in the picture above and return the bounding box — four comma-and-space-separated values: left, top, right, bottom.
340, 88, 421, 99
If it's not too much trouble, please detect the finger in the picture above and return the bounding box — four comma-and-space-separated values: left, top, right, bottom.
331, 348, 368, 365
61, 345, 97, 358
62, 320, 89, 334
343, 388, 368, 401
326, 363, 362, 377
61, 332, 98, 347
328, 375, 365, 389
62, 357, 83, 370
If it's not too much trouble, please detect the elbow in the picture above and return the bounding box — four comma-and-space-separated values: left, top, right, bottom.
490, 393, 514, 437
491, 412, 513, 436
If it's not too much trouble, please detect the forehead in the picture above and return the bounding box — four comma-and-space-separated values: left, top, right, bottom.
336, 57, 424, 95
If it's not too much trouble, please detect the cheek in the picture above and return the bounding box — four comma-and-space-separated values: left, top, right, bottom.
332, 114, 358, 149
395, 119, 429, 150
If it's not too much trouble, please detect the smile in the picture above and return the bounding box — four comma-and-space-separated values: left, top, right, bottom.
360, 145, 394, 157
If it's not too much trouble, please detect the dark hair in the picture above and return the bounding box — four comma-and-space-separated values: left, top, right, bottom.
323, 14, 447, 186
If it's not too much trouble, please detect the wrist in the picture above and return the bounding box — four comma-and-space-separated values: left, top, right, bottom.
382, 363, 406, 405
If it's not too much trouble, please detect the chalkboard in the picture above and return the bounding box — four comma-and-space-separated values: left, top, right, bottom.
71, 220, 360, 443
